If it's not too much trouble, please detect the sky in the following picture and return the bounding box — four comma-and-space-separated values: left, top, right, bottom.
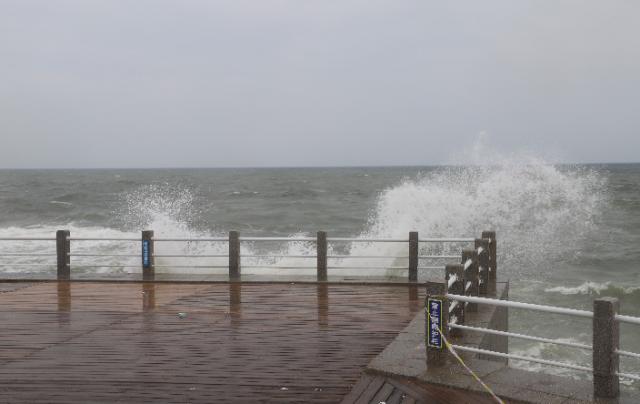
1, 0, 639, 168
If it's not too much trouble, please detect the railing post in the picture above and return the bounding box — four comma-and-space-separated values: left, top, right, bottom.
426, 281, 448, 367
445, 264, 464, 337
229, 231, 241, 281
141, 230, 154, 281
475, 238, 490, 295
481, 230, 497, 292
462, 249, 479, 313
56, 230, 70, 280
593, 297, 620, 398
317, 231, 327, 282
408, 231, 418, 282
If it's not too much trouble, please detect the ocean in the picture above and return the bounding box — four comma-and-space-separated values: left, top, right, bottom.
0, 160, 638, 383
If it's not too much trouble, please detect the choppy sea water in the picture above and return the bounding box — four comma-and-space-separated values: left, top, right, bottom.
0, 160, 638, 384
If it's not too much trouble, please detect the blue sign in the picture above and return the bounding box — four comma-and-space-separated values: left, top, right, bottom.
142, 239, 150, 268
427, 298, 443, 349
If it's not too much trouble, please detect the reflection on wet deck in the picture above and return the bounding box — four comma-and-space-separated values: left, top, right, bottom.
0, 282, 423, 403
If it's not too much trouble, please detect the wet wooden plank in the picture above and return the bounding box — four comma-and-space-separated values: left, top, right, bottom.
0, 281, 423, 403
354, 376, 386, 404
344, 372, 504, 404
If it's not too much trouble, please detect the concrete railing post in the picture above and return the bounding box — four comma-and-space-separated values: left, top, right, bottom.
426, 281, 448, 367
475, 238, 490, 295
56, 230, 71, 280
409, 231, 419, 282
593, 297, 620, 398
229, 231, 241, 281
481, 231, 497, 292
462, 249, 479, 312
141, 230, 154, 281
445, 264, 464, 337
317, 231, 327, 282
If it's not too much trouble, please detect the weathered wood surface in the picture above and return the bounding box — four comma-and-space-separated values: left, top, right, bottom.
0, 282, 422, 403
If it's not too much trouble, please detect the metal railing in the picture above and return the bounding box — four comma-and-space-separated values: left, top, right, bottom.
426, 241, 640, 399
0, 229, 486, 282
446, 294, 640, 389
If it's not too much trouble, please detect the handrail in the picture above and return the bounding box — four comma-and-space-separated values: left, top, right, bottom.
69, 254, 139, 257
0, 238, 55, 241
616, 349, 640, 360
153, 254, 228, 258
0, 235, 476, 243
154, 265, 229, 268
617, 372, 640, 381
419, 238, 475, 242
68, 237, 140, 241
0, 253, 57, 256
153, 238, 228, 242
328, 255, 408, 259
448, 323, 592, 350
328, 238, 407, 242
241, 237, 316, 242
446, 294, 594, 318
450, 344, 593, 373
615, 314, 640, 326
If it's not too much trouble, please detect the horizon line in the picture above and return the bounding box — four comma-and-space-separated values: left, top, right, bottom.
0, 161, 639, 170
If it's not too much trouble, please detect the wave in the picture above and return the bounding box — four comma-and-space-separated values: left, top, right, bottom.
509, 337, 592, 380
350, 156, 606, 278
0, 149, 607, 278
49, 201, 74, 207
546, 281, 640, 296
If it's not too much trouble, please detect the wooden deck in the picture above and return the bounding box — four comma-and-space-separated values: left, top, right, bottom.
0, 281, 422, 403
340, 372, 502, 404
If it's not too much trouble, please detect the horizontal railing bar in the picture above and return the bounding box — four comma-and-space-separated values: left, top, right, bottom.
616, 372, 640, 381
328, 238, 407, 242
617, 350, 640, 360
449, 324, 592, 350
419, 255, 460, 259
68, 254, 139, 257
327, 266, 409, 270
238, 265, 316, 269
419, 266, 447, 270
154, 254, 228, 258
446, 294, 594, 318
72, 265, 142, 268
616, 314, 640, 326
328, 255, 408, 259
0, 238, 55, 241
153, 238, 228, 242
450, 344, 592, 373
241, 237, 316, 242
420, 238, 475, 242
0, 253, 56, 256
243, 255, 316, 259
0, 264, 55, 267
68, 238, 140, 241
153, 265, 229, 268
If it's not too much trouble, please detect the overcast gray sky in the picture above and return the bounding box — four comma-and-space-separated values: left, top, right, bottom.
1, 1, 639, 168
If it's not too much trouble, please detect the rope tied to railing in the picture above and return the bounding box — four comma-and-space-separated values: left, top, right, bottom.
463, 258, 473, 270
426, 304, 504, 404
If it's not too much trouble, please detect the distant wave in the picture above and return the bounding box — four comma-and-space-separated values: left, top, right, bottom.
546, 281, 640, 296
49, 200, 73, 207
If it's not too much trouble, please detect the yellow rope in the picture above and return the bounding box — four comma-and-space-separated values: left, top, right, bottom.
426, 307, 504, 404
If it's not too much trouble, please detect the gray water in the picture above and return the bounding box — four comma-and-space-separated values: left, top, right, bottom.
0, 161, 638, 384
